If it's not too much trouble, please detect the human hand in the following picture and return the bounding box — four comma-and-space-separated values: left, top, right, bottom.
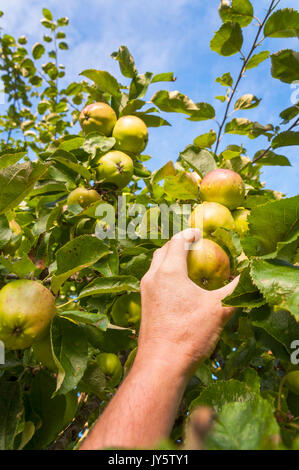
137, 229, 239, 375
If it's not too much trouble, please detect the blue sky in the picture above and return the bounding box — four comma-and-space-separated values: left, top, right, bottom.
1, 0, 298, 196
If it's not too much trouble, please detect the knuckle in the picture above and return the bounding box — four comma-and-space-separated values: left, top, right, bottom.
140, 273, 152, 290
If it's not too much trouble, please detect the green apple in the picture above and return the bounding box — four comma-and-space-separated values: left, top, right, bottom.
200, 169, 245, 210
96, 352, 122, 387
187, 238, 230, 290
285, 371, 299, 395
0, 280, 56, 350
79, 102, 117, 136
112, 115, 148, 154
2, 220, 22, 255
67, 187, 101, 208
96, 150, 134, 188
233, 208, 250, 237
111, 293, 141, 327
189, 202, 235, 238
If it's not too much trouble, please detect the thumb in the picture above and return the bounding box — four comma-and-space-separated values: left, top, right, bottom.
216, 274, 240, 300
162, 229, 201, 273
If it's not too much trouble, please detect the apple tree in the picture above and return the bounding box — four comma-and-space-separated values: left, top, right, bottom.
0, 1, 299, 450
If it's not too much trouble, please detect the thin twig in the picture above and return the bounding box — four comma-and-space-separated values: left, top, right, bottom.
214, 0, 278, 155
253, 117, 299, 163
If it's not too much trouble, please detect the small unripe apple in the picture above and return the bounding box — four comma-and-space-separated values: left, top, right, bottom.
187, 238, 230, 290
79, 102, 117, 136
96, 352, 122, 387
285, 371, 299, 395
233, 208, 250, 237
200, 169, 245, 210
67, 187, 101, 208
0, 280, 56, 350
111, 293, 141, 327
2, 220, 22, 255
112, 115, 148, 154
96, 150, 134, 189
189, 202, 235, 237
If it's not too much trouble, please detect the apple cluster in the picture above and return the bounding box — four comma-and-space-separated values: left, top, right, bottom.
187, 168, 249, 290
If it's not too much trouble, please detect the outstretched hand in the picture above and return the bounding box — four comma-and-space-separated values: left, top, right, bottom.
138, 228, 239, 373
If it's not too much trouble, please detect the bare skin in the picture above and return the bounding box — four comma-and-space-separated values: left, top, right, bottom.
80, 229, 239, 450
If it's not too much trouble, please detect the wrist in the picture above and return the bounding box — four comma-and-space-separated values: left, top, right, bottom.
133, 340, 194, 382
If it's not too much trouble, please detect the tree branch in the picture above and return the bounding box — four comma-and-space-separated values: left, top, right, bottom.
47, 395, 102, 450
214, 0, 278, 155
253, 116, 299, 163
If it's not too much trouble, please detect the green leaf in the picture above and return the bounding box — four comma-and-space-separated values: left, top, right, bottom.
242, 195, 299, 256
51, 236, 111, 294
215, 72, 233, 87
78, 361, 106, 398
120, 99, 146, 116
42, 8, 53, 20
225, 117, 252, 135
271, 49, 299, 84
222, 269, 265, 308
80, 69, 121, 98
279, 104, 299, 124
0, 215, 11, 249
151, 90, 198, 115
234, 94, 261, 110
264, 8, 299, 38
40, 18, 53, 29
32, 42, 45, 60
251, 259, 299, 319
79, 275, 140, 298
253, 150, 291, 166
187, 103, 215, 121
0, 255, 36, 277
0, 150, 27, 170
51, 154, 91, 180
151, 72, 175, 83
221, 144, 243, 160
180, 146, 216, 176
190, 379, 256, 412
26, 370, 76, 448
58, 41, 68, 50
58, 135, 85, 151
152, 161, 176, 184
134, 113, 171, 128
272, 131, 299, 149
129, 72, 153, 99
219, 0, 254, 27
210, 22, 243, 57
59, 310, 107, 327
246, 51, 270, 70
83, 134, 116, 157
0, 381, 23, 450
193, 131, 217, 148
111, 46, 137, 78
206, 398, 279, 450
52, 317, 88, 395
251, 307, 299, 354
0, 162, 47, 215
163, 171, 199, 201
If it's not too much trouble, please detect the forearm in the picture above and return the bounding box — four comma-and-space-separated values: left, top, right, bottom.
79, 347, 189, 450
